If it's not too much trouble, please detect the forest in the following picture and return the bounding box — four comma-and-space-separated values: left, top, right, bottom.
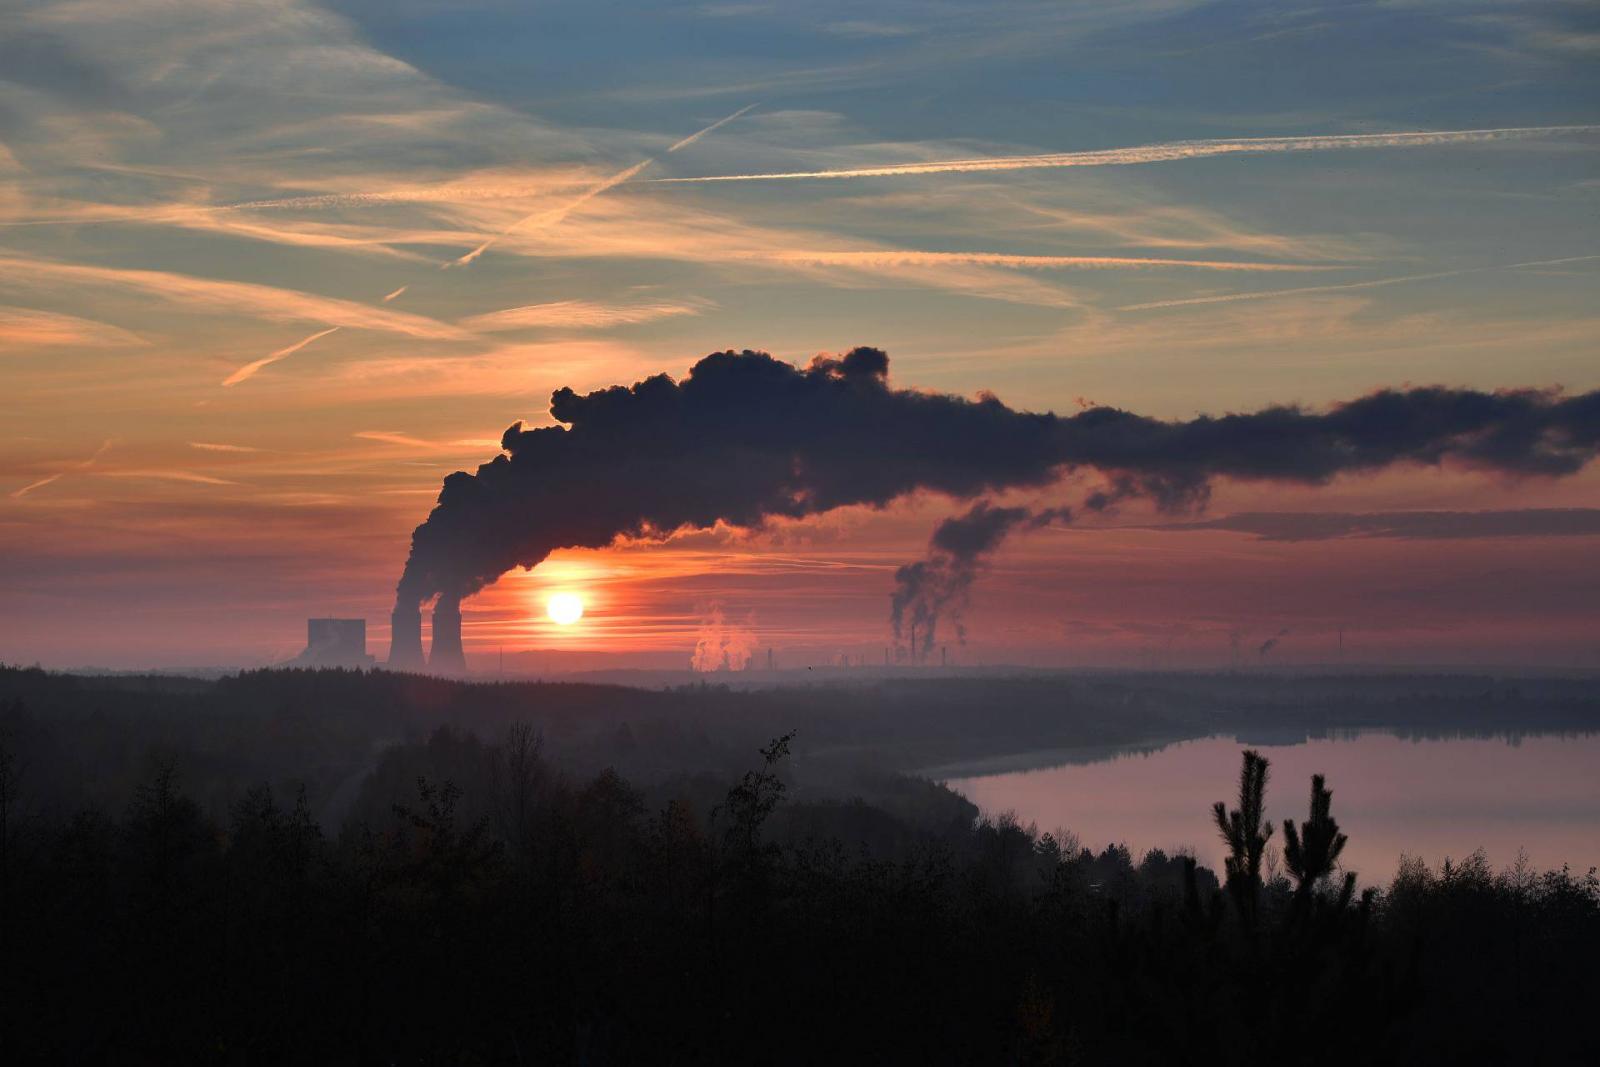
0, 664, 1596, 1063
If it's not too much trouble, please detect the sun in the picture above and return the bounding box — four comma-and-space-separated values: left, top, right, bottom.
546, 592, 585, 626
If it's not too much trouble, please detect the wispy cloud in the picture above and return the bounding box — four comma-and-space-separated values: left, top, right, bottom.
0, 306, 146, 351
460, 299, 708, 332
667, 103, 759, 152
95, 469, 240, 486
651, 125, 1600, 183
449, 160, 657, 267
450, 103, 756, 268
354, 430, 502, 451
9, 439, 113, 499
0, 255, 468, 339
222, 326, 342, 386
188, 441, 263, 453
759, 250, 1342, 272
1150, 509, 1600, 542
1116, 255, 1600, 311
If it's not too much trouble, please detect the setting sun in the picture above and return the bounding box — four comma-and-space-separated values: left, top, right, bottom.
546, 592, 585, 626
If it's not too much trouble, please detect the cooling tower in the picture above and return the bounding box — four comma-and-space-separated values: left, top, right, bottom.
429, 597, 467, 675
388, 603, 425, 670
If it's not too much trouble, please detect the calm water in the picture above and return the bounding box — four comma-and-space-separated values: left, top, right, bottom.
945, 733, 1600, 883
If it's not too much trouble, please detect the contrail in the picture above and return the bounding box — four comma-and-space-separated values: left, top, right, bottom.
648, 124, 1599, 184
10, 439, 113, 499
1117, 254, 1600, 311
762, 250, 1344, 272
222, 325, 341, 386
230, 105, 756, 382
448, 103, 757, 269
667, 103, 759, 152
448, 160, 654, 268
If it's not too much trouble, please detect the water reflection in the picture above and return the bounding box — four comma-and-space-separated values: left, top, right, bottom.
945, 732, 1600, 882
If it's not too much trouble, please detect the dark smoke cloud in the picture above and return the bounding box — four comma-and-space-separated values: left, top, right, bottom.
392, 348, 1600, 650
1259, 628, 1290, 658
890, 501, 1070, 660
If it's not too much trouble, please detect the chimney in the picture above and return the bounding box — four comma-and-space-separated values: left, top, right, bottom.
429, 597, 467, 675
388, 603, 425, 670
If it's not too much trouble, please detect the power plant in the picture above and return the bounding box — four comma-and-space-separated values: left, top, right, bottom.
387, 599, 465, 674
293, 618, 375, 668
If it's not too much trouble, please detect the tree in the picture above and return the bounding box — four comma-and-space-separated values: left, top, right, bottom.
1282, 774, 1349, 904
1213, 749, 1272, 925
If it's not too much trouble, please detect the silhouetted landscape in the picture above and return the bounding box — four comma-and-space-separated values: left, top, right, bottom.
1, 664, 1596, 1063
6, 1, 1598, 1062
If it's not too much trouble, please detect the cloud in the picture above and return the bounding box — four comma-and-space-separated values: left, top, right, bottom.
0, 255, 468, 339
353, 430, 498, 451
389, 348, 1600, 631
666, 103, 759, 152
1149, 509, 1600, 542
650, 125, 1600, 184
460, 299, 708, 332
222, 326, 341, 386
449, 160, 656, 268
95, 469, 241, 486
0, 306, 146, 351
188, 441, 264, 453
446, 102, 755, 268
759, 250, 1340, 272
9, 439, 113, 499
1116, 256, 1600, 311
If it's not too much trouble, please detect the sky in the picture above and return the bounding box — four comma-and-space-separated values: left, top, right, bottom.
1, 0, 1597, 671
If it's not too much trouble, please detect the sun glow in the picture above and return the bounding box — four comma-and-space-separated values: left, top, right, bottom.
546, 592, 585, 626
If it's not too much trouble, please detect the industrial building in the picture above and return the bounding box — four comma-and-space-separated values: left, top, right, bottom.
293, 618, 375, 668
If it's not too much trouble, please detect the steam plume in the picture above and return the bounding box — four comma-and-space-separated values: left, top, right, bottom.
690, 604, 758, 672
388, 348, 1600, 667
891, 501, 1069, 660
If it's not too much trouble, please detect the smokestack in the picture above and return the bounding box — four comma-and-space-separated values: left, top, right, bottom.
388, 603, 424, 670
429, 597, 466, 675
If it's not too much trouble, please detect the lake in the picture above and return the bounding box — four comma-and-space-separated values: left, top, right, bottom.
944, 732, 1600, 883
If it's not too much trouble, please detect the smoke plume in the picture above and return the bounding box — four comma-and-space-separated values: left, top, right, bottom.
389, 347, 1599, 667
690, 604, 757, 672
891, 501, 1070, 660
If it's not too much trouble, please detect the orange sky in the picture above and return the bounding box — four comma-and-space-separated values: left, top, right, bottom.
1, 0, 1597, 670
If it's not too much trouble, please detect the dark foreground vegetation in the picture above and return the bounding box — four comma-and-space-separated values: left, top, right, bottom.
1, 665, 1597, 1063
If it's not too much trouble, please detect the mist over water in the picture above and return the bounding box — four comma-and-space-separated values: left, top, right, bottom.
947, 732, 1600, 881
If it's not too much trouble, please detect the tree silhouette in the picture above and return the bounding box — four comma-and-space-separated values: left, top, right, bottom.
1282, 773, 1349, 904
1213, 749, 1272, 925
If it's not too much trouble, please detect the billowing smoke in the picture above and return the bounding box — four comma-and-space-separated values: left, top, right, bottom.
389, 347, 1599, 668
891, 501, 1070, 661
1259, 628, 1290, 660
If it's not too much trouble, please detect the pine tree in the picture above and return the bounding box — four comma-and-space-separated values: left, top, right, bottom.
1282, 774, 1348, 903
1212, 749, 1272, 925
